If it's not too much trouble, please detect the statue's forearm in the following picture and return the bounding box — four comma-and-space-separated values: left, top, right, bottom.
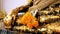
9, 4, 30, 16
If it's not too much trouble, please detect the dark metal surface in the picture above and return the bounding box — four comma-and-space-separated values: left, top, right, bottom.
0, 30, 36, 34
0, 30, 18, 34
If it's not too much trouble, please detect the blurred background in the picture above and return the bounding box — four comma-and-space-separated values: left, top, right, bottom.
0, 0, 28, 14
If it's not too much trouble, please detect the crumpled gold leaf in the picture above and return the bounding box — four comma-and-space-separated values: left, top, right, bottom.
0, 10, 6, 18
